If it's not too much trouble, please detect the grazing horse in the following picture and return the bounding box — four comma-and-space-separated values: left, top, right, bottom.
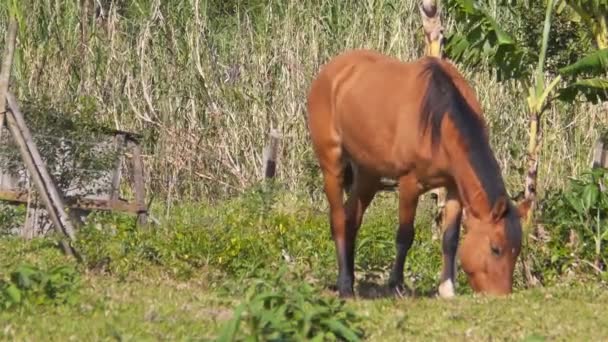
306, 49, 531, 298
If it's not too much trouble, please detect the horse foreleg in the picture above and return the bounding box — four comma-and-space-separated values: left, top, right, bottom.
388, 176, 420, 294
438, 187, 462, 298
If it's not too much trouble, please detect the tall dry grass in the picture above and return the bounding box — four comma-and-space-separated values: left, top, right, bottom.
0, 0, 604, 210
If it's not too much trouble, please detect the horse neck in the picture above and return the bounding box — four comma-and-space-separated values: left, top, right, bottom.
445, 141, 505, 221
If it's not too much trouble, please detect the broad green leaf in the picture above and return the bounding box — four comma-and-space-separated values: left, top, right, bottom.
559, 48, 608, 76
5, 284, 22, 304
565, 192, 585, 214
582, 183, 600, 210
445, 0, 529, 81
558, 77, 608, 103
11, 265, 38, 289
323, 320, 361, 342
573, 78, 608, 88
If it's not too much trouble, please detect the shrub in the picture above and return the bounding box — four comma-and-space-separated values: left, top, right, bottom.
0, 264, 80, 310
217, 267, 364, 341
535, 167, 608, 282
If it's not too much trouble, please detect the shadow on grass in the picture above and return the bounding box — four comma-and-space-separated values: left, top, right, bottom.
323, 277, 439, 300
356, 280, 438, 300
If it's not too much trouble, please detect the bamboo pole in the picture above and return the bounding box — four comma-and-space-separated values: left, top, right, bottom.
0, 17, 18, 142
6, 93, 78, 257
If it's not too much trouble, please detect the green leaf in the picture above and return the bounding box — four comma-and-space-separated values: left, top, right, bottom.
565, 192, 585, 214
323, 320, 361, 342
444, 0, 529, 81
582, 183, 600, 210
217, 304, 246, 342
11, 265, 38, 290
559, 49, 608, 76
558, 77, 608, 103
574, 78, 608, 89
5, 284, 22, 304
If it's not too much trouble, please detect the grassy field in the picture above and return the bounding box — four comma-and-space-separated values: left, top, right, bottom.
1, 270, 606, 341
1, 190, 607, 341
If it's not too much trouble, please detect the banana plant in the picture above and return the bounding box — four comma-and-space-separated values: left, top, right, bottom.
444, 0, 608, 226
560, 0, 607, 49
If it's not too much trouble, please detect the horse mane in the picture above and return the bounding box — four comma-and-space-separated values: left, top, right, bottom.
418, 57, 507, 208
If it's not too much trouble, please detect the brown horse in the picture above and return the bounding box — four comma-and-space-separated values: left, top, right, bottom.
306, 49, 531, 299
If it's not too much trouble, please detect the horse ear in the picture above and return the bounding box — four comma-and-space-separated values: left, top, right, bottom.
516, 198, 533, 219
491, 196, 508, 222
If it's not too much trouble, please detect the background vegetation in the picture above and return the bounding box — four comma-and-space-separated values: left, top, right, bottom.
1, 0, 604, 203
0, 0, 607, 340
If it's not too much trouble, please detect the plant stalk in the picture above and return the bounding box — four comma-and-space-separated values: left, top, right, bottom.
524, 0, 556, 222
597, 14, 608, 49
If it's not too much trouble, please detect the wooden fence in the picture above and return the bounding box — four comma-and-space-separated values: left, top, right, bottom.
0, 17, 149, 257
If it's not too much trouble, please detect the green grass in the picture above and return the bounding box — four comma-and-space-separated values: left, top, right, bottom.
1, 268, 606, 341
354, 283, 608, 341
1, 188, 607, 341
0, 274, 229, 341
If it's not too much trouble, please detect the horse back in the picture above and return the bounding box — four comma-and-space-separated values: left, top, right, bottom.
307, 50, 435, 177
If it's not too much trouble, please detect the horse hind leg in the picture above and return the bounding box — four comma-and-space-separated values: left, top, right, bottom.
315, 144, 354, 297
321, 158, 379, 298
341, 168, 380, 295
437, 187, 462, 299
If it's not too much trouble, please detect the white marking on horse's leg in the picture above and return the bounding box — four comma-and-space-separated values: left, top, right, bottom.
438, 279, 455, 298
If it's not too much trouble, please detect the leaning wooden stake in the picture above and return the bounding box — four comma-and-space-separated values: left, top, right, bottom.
1, 16, 77, 258
0, 17, 18, 144
6, 94, 78, 257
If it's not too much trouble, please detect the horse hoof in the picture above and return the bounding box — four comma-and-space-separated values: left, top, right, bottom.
437, 279, 456, 299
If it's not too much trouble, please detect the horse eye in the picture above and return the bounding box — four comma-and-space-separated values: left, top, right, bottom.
490, 245, 501, 256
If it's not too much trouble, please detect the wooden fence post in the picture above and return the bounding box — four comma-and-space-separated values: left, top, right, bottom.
129, 138, 148, 228
262, 129, 281, 179
109, 133, 127, 201
592, 138, 607, 169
